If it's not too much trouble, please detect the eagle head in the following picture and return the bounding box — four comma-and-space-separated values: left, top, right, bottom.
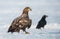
23, 7, 32, 13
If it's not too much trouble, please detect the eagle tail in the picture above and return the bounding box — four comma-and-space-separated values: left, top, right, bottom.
8, 25, 20, 33
7, 26, 14, 33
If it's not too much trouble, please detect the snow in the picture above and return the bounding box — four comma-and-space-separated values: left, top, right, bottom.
0, 0, 60, 39
0, 23, 60, 39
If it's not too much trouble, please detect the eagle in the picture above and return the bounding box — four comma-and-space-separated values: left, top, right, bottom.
8, 7, 32, 34
36, 15, 48, 29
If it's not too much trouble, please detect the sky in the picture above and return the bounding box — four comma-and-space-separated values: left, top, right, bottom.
0, 0, 60, 25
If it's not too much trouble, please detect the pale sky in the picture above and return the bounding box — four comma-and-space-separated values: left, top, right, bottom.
0, 0, 60, 25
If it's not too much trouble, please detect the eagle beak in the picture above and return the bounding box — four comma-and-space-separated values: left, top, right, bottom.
28, 8, 32, 11
30, 8, 32, 11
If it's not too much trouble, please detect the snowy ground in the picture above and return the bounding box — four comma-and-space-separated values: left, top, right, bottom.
0, 24, 60, 39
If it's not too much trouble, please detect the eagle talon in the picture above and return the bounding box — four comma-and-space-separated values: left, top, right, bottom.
25, 32, 30, 34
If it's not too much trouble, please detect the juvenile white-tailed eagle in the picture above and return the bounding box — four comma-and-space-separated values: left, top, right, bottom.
8, 7, 32, 34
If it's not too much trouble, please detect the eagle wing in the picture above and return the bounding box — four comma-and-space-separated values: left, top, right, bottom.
27, 19, 32, 29
8, 16, 22, 33
18, 18, 32, 29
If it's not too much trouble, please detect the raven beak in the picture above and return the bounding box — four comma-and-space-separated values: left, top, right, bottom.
46, 16, 48, 17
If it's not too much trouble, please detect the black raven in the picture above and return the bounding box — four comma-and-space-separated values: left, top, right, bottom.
36, 15, 48, 29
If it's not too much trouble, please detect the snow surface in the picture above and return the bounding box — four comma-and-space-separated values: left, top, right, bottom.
0, 24, 60, 39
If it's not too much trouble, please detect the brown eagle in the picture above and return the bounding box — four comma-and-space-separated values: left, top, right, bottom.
8, 7, 32, 34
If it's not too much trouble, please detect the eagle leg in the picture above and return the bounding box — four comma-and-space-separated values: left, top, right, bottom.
22, 28, 30, 34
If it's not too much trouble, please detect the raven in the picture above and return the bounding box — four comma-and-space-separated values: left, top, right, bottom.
36, 15, 48, 29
